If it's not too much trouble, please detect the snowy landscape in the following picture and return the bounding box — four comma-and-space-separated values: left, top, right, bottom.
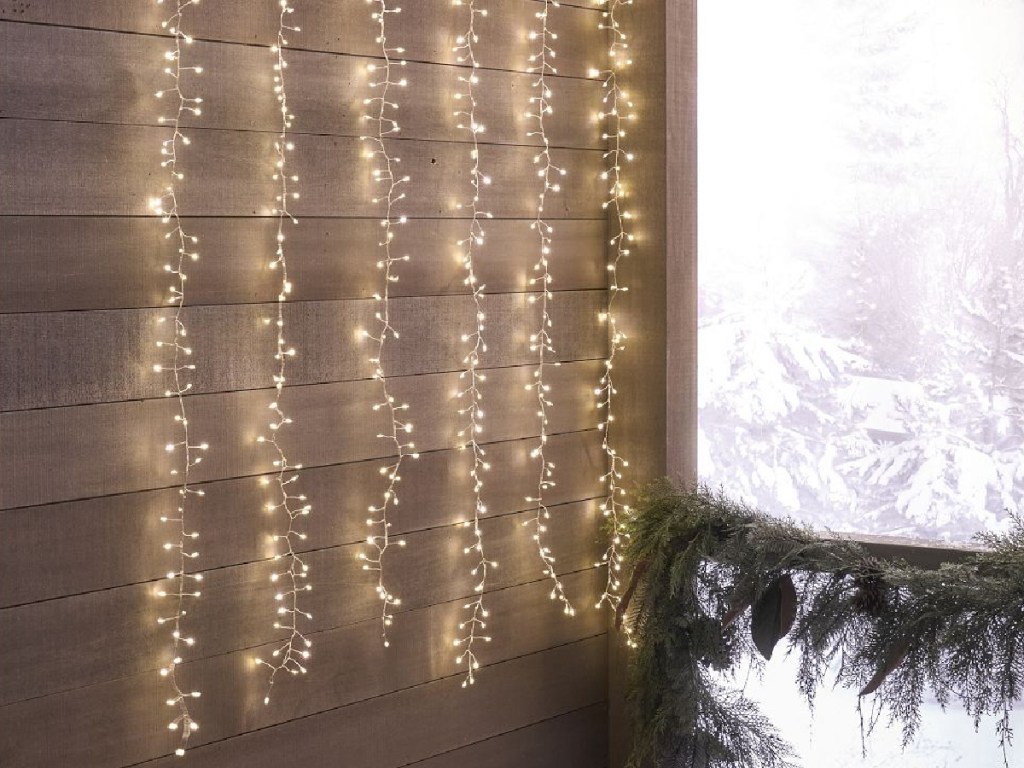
737, 653, 1021, 767
699, 0, 1024, 542
699, 1, 1024, 763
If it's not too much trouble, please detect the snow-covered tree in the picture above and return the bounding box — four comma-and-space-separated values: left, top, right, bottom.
699, 305, 868, 527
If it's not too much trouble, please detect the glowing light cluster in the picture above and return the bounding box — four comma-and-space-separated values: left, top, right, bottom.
359, 0, 417, 648
593, 0, 636, 614
252, 0, 313, 705
523, 0, 574, 617
150, 0, 205, 756
449, 0, 497, 687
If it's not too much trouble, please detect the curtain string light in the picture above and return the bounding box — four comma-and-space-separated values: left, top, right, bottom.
359, 0, 417, 648
150, 0, 205, 756
253, 0, 313, 705
450, 0, 498, 688
593, 0, 636, 616
523, 0, 575, 617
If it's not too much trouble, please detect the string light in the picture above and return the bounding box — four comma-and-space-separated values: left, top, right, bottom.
149, 0, 205, 756
450, 0, 497, 688
252, 0, 313, 705
358, 0, 417, 648
522, 0, 575, 617
593, 0, 636, 618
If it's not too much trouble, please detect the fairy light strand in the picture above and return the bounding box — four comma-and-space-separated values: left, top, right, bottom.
593, 0, 636, 616
149, 0, 205, 756
450, 0, 498, 687
522, 0, 575, 617
358, 0, 417, 648
252, 0, 314, 705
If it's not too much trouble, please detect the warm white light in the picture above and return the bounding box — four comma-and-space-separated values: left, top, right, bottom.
360, 0, 416, 648
152, 0, 205, 755
451, 0, 497, 688
594, 0, 636, 616
256, 0, 314, 704
523, 0, 575, 618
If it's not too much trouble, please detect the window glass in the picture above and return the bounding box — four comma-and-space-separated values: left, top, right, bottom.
699, 0, 1024, 540
740, 654, 1021, 767
699, 2, 1024, 762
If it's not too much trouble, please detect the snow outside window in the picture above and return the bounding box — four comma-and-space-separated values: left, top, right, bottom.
699, 0, 1024, 543
698, 1, 1024, 764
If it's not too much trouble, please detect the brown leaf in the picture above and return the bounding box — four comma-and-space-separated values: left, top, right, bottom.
859, 638, 910, 697
721, 594, 752, 629
750, 574, 799, 660
778, 573, 798, 637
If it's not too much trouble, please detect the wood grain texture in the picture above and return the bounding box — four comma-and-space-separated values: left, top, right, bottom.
0, 430, 604, 607
0, 359, 604, 509
0, 120, 604, 217
0, 217, 606, 313
0, 517, 601, 705
150, 635, 608, 768
0, 0, 605, 79
408, 703, 609, 768
0, 290, 606, 410
0, 23, 604, 150
0, 217, 606, 314
1, 586, 606, 768
0, 1, 617, 766
665, 0, 698, 488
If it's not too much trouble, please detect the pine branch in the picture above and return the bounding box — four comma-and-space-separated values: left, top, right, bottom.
623, 481, 1024, 767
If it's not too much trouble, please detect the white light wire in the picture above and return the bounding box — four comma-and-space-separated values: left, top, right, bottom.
254, 0, 314, 704
359, 0, 417, 648
523, 0, 575, 617
450, 0, 498, 687
593, 0, 636, 617
150, 0, 206, 756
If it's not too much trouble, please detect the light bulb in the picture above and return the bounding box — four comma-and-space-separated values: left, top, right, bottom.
361, 0, 418, 649
523, 0, 574, 619
594, 0, 635, 615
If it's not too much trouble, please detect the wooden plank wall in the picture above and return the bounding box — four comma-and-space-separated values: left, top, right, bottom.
0, 1, 620, 766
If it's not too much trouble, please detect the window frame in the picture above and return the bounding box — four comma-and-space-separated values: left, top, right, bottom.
666, 0, 1003, 562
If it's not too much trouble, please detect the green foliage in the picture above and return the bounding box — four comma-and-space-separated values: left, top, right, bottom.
623, 481, 1024, 767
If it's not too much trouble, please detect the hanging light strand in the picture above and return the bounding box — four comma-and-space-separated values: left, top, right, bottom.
359, 0, 416, 648
594, 0, 635, 614
150, 0, 205, 756
450, 0, 497, 688
523, 0, 574, 617
253, 0, 313, 705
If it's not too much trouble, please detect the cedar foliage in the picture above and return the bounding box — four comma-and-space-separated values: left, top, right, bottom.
623, 481, 1024, 768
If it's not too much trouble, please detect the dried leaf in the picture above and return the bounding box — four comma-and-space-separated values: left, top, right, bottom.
778, 573, 797, 637
859, 638, 910, 697
722, 594, 752, 629
751, 574, 799, 660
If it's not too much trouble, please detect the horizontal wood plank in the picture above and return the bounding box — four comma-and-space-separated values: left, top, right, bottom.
0, 23, 604, 150
0, 359, 604, 509
0, 510, 601, 703
0, 290, 606, 410
0, 1, 614, 766
0, 1, 604, 79
0, 583, 606, 768
0, 120, 604, 217
407, 703, 609, 768
0, 217, 606, 312
0, 430, 603, 607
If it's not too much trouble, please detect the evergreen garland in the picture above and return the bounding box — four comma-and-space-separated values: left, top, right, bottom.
621, 481, 1024, 768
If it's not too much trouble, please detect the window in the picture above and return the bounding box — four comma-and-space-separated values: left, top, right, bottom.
697, 1, 1024, 763
699, 0, 1024, 542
